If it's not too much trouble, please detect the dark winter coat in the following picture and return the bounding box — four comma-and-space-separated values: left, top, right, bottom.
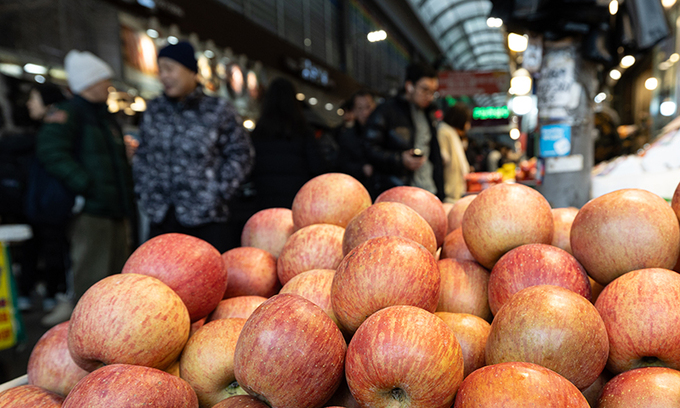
36, 96, 135, 219
363, 95, 445, 200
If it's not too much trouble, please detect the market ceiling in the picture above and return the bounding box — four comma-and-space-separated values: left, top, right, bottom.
407, 0, 509, 106
408, 0, 509, 72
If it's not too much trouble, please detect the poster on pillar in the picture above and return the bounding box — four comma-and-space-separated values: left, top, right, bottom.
536, 47, 581, 119
540, 124, 572, 157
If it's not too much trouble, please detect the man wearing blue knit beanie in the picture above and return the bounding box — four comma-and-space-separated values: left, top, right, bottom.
132, 41, 254, 252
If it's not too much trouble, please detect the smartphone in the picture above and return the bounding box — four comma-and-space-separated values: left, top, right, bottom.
412, 148, 423, 157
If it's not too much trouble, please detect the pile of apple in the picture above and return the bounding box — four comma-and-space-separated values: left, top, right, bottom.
3, 172, 680, 408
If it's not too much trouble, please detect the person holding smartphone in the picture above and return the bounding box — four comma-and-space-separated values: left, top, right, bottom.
363, 63, 444, 200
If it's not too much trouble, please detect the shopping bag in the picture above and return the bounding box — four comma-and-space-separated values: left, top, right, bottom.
0, 242, 24, 350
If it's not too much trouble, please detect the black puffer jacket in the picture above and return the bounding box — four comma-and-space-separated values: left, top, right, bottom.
363, 96, 445, 200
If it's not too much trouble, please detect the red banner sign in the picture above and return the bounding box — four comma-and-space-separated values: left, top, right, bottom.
438, 71, 510, 96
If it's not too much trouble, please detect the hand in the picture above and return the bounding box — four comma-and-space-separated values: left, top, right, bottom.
124, 135, 139, 160
402, 149, 426, 171
362, 164, 373, 177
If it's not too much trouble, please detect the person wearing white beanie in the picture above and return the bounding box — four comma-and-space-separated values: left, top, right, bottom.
35, 49, 135, 326
64, 50, 114, 95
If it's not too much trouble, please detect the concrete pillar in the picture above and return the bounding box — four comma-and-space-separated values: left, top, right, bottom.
535, 39, 597, 208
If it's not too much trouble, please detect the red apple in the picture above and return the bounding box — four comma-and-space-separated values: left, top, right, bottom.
180, 318, 247, 407
462, 183, 554, 269
436, 312, 491, 378
234, 294, 346, 408
68, 273, 190, 371
122, 233, 227, 322
62, 364, 198, 407
345, 305, 464, 408
277, 223, 345, 285
486, 285, 609, 390
222, 247, 280, 299
27, 321, 88, 396
447, 195, 475, 232
241, 208, 295, 258
594, 268, 680, 374
0, 385, 63, 407
207, 296, 267, 322
292, 173, 372, 230
189, 317, 206, 338
436, 259, 491, 321
443, 202, 454, 219
375, 186, 448, 247
597, 367, 680, 407
279, 269, 337, 326
332, 236, 440, 333
488, 243, 591, 315
571, 189, 680, 285
212, 395, 269, 408
342, 201, 437, 256
165, 360, 180, 377
441, 228, 476, 262
551, 207, 579, 254
453, 362, 589, 407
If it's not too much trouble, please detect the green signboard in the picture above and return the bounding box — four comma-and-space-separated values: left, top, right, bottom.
473, 106, 510, 120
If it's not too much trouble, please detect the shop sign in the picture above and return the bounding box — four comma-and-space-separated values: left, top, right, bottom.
284, 57, 334, 88
540, 124, 571, 157
472, 106, 510, 120
438, 71, 510, 96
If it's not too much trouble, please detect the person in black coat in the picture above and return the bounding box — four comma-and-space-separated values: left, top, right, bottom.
363, 63, 445, 200
248, 77, 336, 211
335, 90, 376, 193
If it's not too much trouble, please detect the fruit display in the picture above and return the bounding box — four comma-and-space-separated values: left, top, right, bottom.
4, 175, 680, 408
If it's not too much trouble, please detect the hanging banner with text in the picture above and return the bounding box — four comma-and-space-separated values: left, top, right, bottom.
438, 71, 510, 96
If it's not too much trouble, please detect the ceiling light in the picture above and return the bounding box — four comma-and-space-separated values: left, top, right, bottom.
662, 0, 676, 8
670, 53, 680, 63
167, 36, 179, 45
0, 63, 23, 77
486, 17, 503, 28
594, 92, 607, 103
508, 33, 529, 52
308, 97, 318, 105
660, 100, 676, 116
325, 103, 333, 111
367, 30, 387, 43
296, 93, 305, 101
609, 69, 622, 80
510, 128, 520, 140
609, 0, 618, 15
243, 119, 255, 130
645, 77, 659, 90
146, 29, 159, 39
511, 95, 533, 115
23, 63, 48, 75
620, 55, 635, 68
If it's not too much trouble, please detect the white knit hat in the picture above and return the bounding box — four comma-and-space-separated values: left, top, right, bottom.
64, 50, 114, 94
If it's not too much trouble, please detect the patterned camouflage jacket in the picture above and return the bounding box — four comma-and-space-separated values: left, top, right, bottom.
133, 87, 254, 227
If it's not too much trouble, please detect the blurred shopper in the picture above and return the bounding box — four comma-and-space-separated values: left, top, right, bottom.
248, 77, 336, 211
364, 63, 444, 200
133, 42, 253, 253
22, 84, 70, 312
438, 103, 471, 202
335, 90, 376, 192
36, 51, 135, 325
